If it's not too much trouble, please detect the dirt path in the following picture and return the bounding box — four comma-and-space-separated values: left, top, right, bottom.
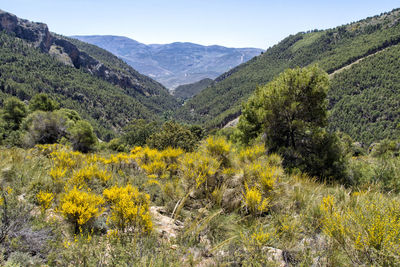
329, 46, 390, 78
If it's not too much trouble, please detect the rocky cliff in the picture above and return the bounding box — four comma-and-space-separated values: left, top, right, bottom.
0, 9, 52, 52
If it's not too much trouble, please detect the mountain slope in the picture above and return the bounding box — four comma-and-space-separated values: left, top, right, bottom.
71, 35, 263, 89
0, 10, 179, 140
328, 44, 400, 145
172, 78, 214, 100
174, 8, 400, 144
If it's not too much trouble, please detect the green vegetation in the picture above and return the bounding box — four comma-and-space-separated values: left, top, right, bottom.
172, 78, 214, 101
0, 32, 179, 140
28, 93, 59, 112
147, 121, 197, 152
239, 66, 346, 181
69, 120, 97, 153
174, 9, 400, 145
0, 7, 400, 266
0, 129, 398, 265
328, 44, 400, 145
0, 94, 98, 153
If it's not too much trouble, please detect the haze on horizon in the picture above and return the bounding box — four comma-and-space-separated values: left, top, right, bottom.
0, 0, 399, 49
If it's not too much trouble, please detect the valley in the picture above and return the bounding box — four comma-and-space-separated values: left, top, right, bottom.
0, 6, 399, 266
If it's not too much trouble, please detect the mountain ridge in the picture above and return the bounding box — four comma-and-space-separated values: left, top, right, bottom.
71, 35, 263, 88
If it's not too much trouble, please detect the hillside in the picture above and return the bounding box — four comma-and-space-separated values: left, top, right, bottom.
71, 35, 263, 89
328, 44, 400, 145
0, 10, 179, 140
172, 78, 214, 100
174, 9, 400, 145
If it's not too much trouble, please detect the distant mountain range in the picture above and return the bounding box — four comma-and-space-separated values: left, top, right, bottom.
71, 35, 263, 89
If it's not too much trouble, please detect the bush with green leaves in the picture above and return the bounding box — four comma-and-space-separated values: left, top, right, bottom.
22, 111, 67, 146
28, 93, 59, 112
69, 120, 97, 153
122, 119, 158, 147
147, 121, 197, 152
239, 66, 346, 181
2, 97, 27, 131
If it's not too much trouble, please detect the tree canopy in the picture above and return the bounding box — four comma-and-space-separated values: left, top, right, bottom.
239, 66, 346, 181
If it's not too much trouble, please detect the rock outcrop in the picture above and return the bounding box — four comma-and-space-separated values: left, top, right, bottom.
0, 9, 52, 52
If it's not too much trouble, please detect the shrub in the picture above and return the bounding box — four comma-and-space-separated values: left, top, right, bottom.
147, 121, 196, 152
107, 138, 128, 152
122, 119, 158, 147
68, 165, 112, 188
28, 93, 59, 112
238, 66, 347, 181
55, 108, 82, 125
243, 184, 270, 215
2, 97, 27, 130
205, 136, 232, 167
320, 193, 400, 265
69, 120, 97, 153
179, 151, 220, 194
239, 144, 266, 162
36, 191, 54, 212
22, 111, 67, 146
60, 187, 104, 232
103, 185, 152, 233
369, 139, 399, 157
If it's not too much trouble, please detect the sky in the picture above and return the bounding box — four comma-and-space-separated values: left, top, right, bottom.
0, 0, 399, 49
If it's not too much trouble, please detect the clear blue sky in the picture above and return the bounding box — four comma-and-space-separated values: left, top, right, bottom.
0, 0, 398, 48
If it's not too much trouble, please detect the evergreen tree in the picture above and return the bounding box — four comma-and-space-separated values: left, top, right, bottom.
28, 93, 59, 112
239, 66, 346, 181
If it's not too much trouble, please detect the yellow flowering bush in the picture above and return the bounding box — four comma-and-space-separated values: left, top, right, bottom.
243, 184, 270, 215
205, 136, 231, 167
103, 184, 152, 233
49, 166, 67, 182
130, 146, 160, 165
50, 150, 83, 169
60, 187, 104, 229
239, 144, 266, 162
68, 164, 112, 188
250, 227, 274, 247
37, 190, 54, 211
179, 151, 220, 191
141, 160, 167, 178
34, 144, 65, 156
320, 193, 400, 265
160, 147, 184, 174
244, 161, 281, 193
0, 186, 13, 206
240, 226, 276, 264
130, 146, 183, 179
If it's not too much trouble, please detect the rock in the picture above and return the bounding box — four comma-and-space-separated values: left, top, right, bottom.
221, 188, 241, 212
150, 206, 183, 240
223, 117, 239, 128
262, 246, 286, 267
0, 9, 52, 52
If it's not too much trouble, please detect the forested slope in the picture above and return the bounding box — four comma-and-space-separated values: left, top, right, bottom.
172, 78, 214, 100
0, 10, 180, 140
328, 44, 400, 144
0, 32, 175, 140
174, 9, 400, 144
